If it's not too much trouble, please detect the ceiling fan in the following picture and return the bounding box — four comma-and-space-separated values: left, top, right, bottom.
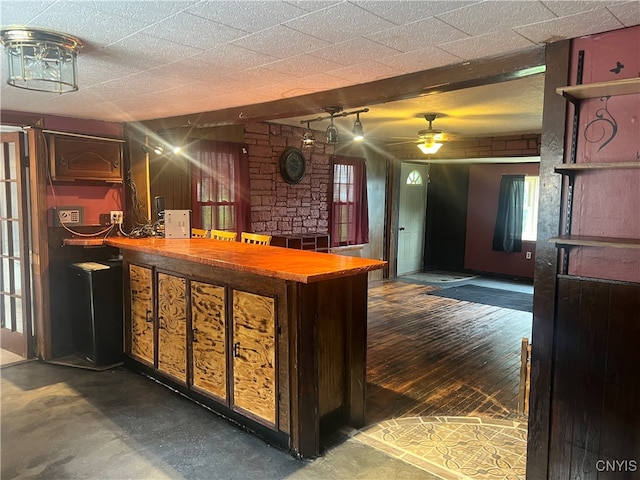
416, 114, 445, 154
387, 113, 450, 155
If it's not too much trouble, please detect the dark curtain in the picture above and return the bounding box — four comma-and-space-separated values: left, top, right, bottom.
191, 140, 251, 236
331, 155, 369, 246
492, 175, 524, 253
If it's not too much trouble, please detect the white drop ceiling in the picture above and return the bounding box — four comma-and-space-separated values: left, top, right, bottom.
1, 0, 638, 142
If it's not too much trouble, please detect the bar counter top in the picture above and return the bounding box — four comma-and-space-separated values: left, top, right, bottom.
104, 237, 386, 284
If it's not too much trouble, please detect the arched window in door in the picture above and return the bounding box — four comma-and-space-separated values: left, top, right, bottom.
406, 170, 423, 185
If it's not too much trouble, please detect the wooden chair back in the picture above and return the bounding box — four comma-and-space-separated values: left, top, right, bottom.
191, 228, 208, 238
210, 229, 237, 242
240, 232, 272, 246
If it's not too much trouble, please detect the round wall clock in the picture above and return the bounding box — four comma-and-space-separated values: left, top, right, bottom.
279, 147, 306, 184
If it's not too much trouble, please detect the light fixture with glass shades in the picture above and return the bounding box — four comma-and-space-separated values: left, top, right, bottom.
416, 113, 444, 155
300, 106, 369, 145
0, 26, 83, 93
301, 121, 316, 148
352, 113, 364, 141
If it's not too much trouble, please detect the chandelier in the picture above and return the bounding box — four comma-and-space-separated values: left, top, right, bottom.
0, 27, 83, 93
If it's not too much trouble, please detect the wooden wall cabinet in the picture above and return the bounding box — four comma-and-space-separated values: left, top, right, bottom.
47, 133, 124, 183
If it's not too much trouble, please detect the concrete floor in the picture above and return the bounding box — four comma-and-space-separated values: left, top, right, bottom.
1, 360, 440, 480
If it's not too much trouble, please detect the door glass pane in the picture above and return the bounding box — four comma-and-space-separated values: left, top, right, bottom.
11, 220, 20, 257
1, 257, 9, 293
1, 221, 8, 255
8, 183, 17, 219
0, 182, 6, 217
13, 259, 21, 296
14, 298, 22, 333
7, 142, 17, 180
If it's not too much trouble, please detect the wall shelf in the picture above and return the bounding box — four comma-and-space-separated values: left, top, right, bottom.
550, 234, 640, 249
555, 162, 640, 173
556, 77, 640, 100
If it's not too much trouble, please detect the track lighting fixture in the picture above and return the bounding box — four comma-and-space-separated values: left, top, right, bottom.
300, 107, 369, 145
142, 142, 181, 156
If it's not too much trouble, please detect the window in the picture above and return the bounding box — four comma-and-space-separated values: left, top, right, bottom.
191, 140, 251, 235
331, 156, 369, 247
406, 170, 423, 185
522, 176, 539, 241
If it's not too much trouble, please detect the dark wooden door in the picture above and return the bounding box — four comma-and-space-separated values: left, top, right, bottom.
0, 131, 32, 357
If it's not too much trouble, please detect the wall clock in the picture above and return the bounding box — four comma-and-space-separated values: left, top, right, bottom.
279, 147, 306, 184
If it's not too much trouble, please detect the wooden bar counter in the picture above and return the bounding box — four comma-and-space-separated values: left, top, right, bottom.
104, 237, 386, 458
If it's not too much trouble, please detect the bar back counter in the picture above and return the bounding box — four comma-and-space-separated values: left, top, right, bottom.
104, 237, 386, 459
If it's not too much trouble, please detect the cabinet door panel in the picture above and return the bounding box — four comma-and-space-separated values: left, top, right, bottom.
158, 273, 187, 382
232, 290, 276, 426
49, 135, 123, 182
191, 281, 226, 400
130, 265, 153, 365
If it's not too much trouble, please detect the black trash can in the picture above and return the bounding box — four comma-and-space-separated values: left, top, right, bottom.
67, 259, 123, 367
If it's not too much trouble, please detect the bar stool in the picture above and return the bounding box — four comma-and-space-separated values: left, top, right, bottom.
191, 228, 208, 238
210, 229, 237, 241
240, 232, 272, 245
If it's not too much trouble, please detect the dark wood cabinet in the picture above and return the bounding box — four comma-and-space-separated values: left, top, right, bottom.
48, 133, 124, 183
271, 233, 330, 253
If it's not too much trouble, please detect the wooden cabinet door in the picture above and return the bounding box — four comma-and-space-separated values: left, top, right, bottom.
130, 265, 154, 365
48, 134, 123, 183
232, 290, 276, 427
191, 281, 227, 400
157, 273, 187, 383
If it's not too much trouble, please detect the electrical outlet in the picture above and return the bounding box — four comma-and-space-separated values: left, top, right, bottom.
99, 213, 111, 226
526, 251, 532, 259
110, 210, 123, 225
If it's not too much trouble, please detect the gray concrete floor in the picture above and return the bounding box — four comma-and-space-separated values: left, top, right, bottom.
1, 361, 439, 480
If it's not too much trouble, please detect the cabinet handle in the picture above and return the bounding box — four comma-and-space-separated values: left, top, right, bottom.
145, 310, 153, 322
233, 342, 240, 357
158, 316, 164, 329
192, 328, 198, 343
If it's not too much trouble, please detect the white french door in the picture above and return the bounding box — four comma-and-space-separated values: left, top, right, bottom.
397, 163, 429, 276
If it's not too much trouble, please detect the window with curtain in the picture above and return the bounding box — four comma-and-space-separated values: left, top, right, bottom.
191, 140, 251, 235
331, 155, 369, 247
522, 176, 539, 241
492, 175, 524, 253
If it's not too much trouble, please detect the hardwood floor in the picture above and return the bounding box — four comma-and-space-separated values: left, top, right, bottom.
365, 280, 532, 424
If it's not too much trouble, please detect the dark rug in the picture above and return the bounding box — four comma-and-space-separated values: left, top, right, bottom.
427, 285, 533, 312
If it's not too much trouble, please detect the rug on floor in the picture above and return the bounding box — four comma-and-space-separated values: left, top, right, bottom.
427, 285, 533, 313
347, 416, 527, 479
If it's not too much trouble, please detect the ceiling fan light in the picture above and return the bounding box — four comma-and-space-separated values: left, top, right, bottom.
417, 142, 443, 155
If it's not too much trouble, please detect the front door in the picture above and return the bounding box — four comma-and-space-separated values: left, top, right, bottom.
397, 163, 429, 276
1, 131, 32, 357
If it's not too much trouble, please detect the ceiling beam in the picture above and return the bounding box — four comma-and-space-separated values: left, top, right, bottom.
139, 45, 546, 132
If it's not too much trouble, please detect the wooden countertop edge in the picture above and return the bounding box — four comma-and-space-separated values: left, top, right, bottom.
102, 237, 386, 284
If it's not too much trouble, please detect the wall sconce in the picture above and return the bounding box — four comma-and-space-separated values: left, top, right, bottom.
0, 27, 82, 93
301, 122, 315, 148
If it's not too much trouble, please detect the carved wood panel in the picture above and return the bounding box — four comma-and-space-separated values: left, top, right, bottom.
157, 272, 187, 382
130, 264, 153, 365
232, 290, 276, 426
191, 281, 227, 400
48, 134, 123, 183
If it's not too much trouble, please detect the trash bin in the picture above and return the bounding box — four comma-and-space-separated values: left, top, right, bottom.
67, 259, 123, 367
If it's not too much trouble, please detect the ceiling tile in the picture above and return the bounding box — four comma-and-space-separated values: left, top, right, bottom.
87, 1, 197, 24
356, 0, 479, 25
186, 0, 308, 33
375, 46, 463, 73
106, 32, 204, 65
230, 25, 332, 58
283, 2, 396, 43
189, 44, 279, 72
140, 12, 248, 49
366, 17, 469, 53
541, 1, 622, 16
77, 51, 161, 87
607, 1, 640, 27
515, 9, 624, 43
261, 55, 347, 78
307, 37, 403, 65
329, 60, 404, 83
436, 1, 557, 36
438, 29, 537, 60
0, 1, 53, 25
285, 1, 342, 13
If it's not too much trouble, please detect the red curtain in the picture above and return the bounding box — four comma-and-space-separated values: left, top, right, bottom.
331, 155, 369, 246
191, 140, 250, 236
